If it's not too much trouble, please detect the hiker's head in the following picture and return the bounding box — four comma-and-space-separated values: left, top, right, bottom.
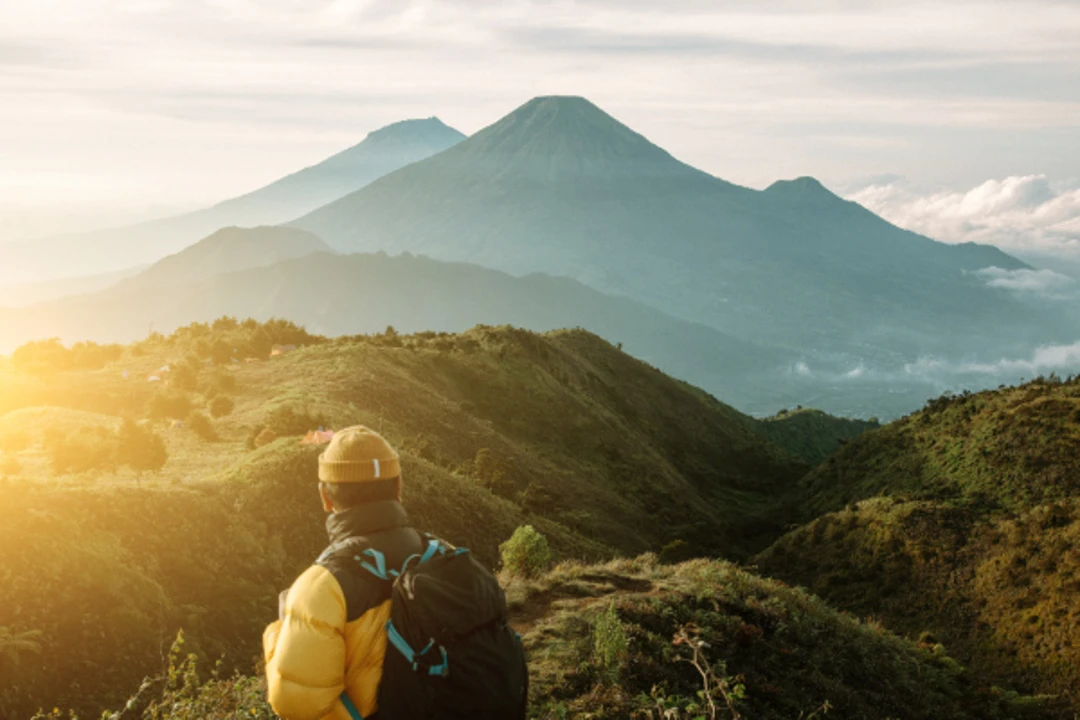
317, 426, 402, 512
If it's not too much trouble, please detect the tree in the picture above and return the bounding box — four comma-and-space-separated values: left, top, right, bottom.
186, 412, 218, 442
117, 418, 168, 474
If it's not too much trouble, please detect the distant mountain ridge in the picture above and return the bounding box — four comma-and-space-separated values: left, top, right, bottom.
116, 226, 332, 291
0, 232, 795, 413
0, 117, 464, 286
291, 96, 1052, 375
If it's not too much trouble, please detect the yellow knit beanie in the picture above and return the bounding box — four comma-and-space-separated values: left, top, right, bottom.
318, 426, 401, 483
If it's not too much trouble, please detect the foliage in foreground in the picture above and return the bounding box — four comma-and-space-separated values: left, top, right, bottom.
500, 524, 554, 578
55, 556, 1056, 720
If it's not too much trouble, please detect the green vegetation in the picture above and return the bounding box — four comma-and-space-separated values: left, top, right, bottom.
40, 417, 167, 475
0, 320, 806, 719
12, 339, 122, 375
185, 412, 218, 442
748, 407, 879, 465
756, 376, 1080, 713
500, 525, 554, 578
3, 323, 1076, 719
72, 556, 1053, 720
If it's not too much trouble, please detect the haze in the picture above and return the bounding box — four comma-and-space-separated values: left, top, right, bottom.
2, 0, 1080, 260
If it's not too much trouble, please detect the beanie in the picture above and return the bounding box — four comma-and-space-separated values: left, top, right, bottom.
318, 425, 401, 483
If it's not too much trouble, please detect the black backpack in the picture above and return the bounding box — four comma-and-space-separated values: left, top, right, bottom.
340, 537, 528, 719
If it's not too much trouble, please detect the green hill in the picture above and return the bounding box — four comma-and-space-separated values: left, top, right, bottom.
755, 376, 1080, 711
0, 321, 805, 719
63, 556, 1055, 720
746, 407, 880, 465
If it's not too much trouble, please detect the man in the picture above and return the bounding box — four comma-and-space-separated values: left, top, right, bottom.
263, 425, 527, 720
264, 425, 426, 720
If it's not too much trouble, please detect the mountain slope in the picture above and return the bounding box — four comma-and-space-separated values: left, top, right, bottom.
746, 407, 881, 465
0, 322, 808, 717
61, 557, 1054, 720
291, 96, 1051, 371
115, 226, 332, 291
0, 248, 795, 413
0, 118, 464, 285
755, 376, 1080, 711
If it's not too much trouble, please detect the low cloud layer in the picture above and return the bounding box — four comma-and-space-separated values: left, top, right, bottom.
788, 340, 1080, 387
848, 175, 1080, 262
973, 266, 1075, 297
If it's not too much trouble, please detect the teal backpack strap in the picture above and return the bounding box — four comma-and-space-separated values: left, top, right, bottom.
340, 691, 364, 720
356, 548, 393, 580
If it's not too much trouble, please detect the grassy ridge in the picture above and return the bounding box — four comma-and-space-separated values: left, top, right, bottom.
0, 321, 805, 718
747, 407, 879, 465
756, 376, 1080, 711
61, 556, 1054, 720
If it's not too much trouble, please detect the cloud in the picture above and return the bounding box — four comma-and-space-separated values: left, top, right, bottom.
3, 0, 1080, 243
973, 266, 1075, 297
848, 175, 1080, 260
904, 342, 1080, 378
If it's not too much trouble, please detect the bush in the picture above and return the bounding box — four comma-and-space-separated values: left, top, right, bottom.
499, 525, 553, 578
44, 426, 116, 474
592, 601, 628, 683
11, 339, 122, 374
264, 405, 325, 437
186, 412, 218, 442
208, 395, 235, 419
116, 419, 168, 473
659, 538, 694, 564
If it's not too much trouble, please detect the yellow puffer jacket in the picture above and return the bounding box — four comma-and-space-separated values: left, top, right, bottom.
263, 501, 425, 720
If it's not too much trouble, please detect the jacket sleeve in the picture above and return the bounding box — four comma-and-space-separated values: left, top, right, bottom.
263, 565, 348, 720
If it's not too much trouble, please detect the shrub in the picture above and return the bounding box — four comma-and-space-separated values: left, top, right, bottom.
208, 395, 235, 419
186, 412, 218, 442
265, 405, 325, 436
116, 419, 168, 473
12, 339, 122, 374
659, 538, 694, 564
44, 426, 116, 474
592, 601, 628, 683
499, 525, 553, 578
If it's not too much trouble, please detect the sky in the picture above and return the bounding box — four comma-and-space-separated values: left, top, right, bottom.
2, 0, 1079, 259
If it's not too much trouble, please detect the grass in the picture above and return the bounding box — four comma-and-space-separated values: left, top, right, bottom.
0, 321, 807, 719
63, 555, 1055, 720
756, 376, 1080, 713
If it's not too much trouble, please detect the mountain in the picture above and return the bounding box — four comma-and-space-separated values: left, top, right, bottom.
290, 96, 1068, 414
115, 226, 332, 291
755, 376, 1080, 711
0, 241, 796, 414
0, 118, 464, 286
0, 322, 808, 717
